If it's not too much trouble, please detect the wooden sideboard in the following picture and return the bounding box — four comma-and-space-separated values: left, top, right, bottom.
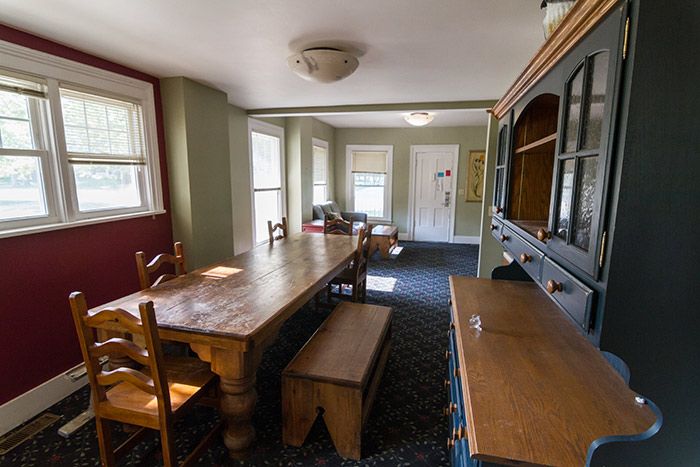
447, 276, 657, 466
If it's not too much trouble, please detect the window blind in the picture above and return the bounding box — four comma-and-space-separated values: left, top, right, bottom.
59, 88, 145, 165
351, 151, 387, 173
0, 73, 47, 99
313, 145, 327, 183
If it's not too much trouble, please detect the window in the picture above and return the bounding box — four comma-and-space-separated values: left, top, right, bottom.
249, 120, 285, 244
312, 138, 328, 205
0, 42, 162, 238
346, 145, 393, 221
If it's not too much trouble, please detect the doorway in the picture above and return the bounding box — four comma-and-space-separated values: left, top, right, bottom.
408, 145, 460, 242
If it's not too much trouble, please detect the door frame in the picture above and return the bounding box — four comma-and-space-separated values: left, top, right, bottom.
407, 144, 460, 242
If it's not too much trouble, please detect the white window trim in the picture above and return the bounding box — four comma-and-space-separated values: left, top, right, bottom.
312, 137, 329, 204
248, 118, 286, 246
345, 144, 393, 223
0, 39, 164, 239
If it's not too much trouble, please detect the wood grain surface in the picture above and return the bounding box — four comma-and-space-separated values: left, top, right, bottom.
449, 276, 656, 466
92, 233, 357, 343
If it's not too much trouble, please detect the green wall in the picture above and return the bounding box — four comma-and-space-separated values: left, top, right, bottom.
160, 77, 233, 268
334, 126, 488, 236
229, 105, 253, 254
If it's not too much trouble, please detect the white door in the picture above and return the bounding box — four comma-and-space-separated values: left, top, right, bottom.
412, 148, 458, 242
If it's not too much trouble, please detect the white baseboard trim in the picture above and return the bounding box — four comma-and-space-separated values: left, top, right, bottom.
453, 235, 480, 244
398, 232, 411, 241
0, 363, 87, 437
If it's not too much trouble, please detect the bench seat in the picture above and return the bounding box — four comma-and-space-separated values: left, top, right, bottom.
282, 302, 392, 460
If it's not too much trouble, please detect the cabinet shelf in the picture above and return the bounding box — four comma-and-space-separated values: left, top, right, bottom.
514, 133, 557, 154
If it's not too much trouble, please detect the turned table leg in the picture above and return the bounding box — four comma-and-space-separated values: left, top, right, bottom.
208, 347, 258, 459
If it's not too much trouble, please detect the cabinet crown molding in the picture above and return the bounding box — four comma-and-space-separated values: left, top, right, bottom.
491, 0, 622, 119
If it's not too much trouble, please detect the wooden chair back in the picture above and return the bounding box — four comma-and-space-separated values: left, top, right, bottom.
267, 217, 288, 243
354, 227, 371, 275
135, 242, 186, 290
69, 292, 172, 421
324, 217, 352, 235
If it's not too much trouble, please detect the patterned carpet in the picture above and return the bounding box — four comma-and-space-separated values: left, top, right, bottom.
0, 242, 479, 466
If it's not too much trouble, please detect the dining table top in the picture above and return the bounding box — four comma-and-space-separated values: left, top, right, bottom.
91, 233, 357, 346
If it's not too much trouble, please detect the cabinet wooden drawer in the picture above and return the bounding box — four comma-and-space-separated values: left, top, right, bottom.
540, 257, 594, 331
499, 227, 543, 281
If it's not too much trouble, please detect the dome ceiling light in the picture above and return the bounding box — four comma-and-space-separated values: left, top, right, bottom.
287, 47, 359, 83
404, 112, 435, 127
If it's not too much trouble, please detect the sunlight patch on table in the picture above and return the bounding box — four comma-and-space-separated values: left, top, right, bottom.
202, 266, 242, 278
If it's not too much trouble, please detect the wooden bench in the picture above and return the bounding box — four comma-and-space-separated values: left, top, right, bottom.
282, 302, 392, 460
368, 224, 399, 259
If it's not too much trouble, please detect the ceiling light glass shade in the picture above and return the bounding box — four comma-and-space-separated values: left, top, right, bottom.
404, 112, 434, 126
287, 48, 359, 83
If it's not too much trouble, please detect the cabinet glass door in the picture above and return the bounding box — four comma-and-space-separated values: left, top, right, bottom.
548, 6, 625, 276
493, 112, 512, 218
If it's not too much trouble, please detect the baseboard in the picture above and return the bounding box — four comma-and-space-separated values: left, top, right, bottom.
453, 235, 480, 244
398, 232, 411, 241
0, 363, 87, 437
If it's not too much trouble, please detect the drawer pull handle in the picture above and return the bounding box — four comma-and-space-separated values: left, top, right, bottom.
500, 234, 509, 242
444, 379, 450, 389
520, 253, 532, 264
454, 367, 460, 378
445, 350, 451, 361
495, 206, 503, 214
537, 228, 552, 242
453, 426, 465, 440
546, 279, 563, 294
447, 437, 455, 449
490, 224, 498, 231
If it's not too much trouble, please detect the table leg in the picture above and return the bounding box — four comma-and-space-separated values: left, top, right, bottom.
208, 347, 258, 460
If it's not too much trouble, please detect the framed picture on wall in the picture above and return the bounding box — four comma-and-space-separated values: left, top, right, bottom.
465, 150, 485, 202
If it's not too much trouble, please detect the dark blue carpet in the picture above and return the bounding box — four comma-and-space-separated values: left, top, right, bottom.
0, 241, 478, 466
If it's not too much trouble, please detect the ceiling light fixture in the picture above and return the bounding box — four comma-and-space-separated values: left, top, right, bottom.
287, 47, 359, 83
404, 112, 434, 127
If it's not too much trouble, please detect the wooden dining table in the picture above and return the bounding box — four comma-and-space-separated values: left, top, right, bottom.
89, 232, 358, 459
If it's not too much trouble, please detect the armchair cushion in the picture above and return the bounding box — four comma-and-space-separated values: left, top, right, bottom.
341, 211, 368, 224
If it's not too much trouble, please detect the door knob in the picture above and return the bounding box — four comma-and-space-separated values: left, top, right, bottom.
520, 253, 532, 263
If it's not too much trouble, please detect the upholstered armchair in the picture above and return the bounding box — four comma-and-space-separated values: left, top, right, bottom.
312, 201, 367, 234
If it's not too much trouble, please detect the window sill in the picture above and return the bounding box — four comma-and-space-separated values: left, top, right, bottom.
0, 209, 167, 240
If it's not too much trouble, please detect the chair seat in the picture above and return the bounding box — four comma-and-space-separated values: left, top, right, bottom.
100, 357, 215, 428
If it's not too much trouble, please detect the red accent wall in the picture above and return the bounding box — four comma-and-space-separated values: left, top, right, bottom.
0, 24, 173, 404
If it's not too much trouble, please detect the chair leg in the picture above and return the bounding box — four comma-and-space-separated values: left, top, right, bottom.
351, 282, 359, 302
159, 424, 176, 467
95, 417, 116, 467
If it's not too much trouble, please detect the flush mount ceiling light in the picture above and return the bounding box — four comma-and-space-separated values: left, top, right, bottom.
404, 112, 434, 127
287, 47, 359, 83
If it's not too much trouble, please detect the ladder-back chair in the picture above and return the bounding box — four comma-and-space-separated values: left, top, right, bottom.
324, 217, 352, 235
69, 292, 222, 466
328, 227, 371, 302
267, 217, 288, 243
135, 242, 186, 290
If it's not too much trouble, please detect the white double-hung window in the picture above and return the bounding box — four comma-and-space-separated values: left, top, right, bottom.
249, 119, 285, 245
346, 145, 393, 221
312, 138, 329, 205
0, 41, 163, 237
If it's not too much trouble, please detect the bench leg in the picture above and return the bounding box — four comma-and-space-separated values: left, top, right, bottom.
321, 386, 363, 460
282, 378, 317, 447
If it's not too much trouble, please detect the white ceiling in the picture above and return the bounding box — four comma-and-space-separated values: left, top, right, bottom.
314, 109, 489, 128
0, 0, 544, 110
